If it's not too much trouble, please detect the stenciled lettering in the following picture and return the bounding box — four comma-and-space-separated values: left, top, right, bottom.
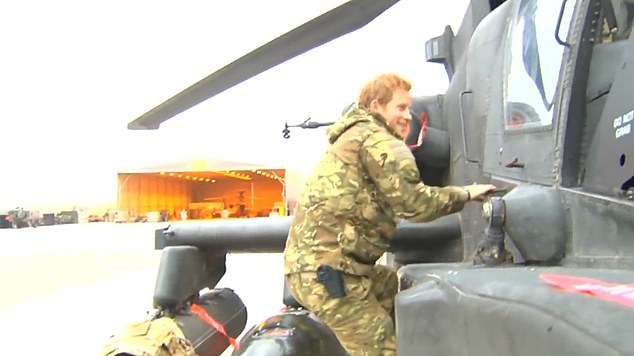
614, 116, 623, 128
615, 123, 631, 138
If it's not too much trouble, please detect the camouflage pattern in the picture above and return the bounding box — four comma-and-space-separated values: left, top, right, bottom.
284, 106, 470, 354
286, 264, 398, 356
284, 107, 470, 277
101, 316, 197, 356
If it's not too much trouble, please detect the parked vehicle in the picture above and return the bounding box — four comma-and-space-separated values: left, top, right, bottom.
0, 212, 12, 228
88, 214, 103, 222
4, 207, 39, 228
56, 211, 78, 224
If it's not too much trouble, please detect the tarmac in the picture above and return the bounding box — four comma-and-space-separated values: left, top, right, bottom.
0, 222, 284, 355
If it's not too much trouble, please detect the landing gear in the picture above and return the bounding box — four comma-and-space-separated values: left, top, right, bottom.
473, 197, 513, 266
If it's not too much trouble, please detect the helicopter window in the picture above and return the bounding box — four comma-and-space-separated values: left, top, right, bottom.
503, 0, 572, 130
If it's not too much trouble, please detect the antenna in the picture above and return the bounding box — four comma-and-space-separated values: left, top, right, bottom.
282, 118, 335, 139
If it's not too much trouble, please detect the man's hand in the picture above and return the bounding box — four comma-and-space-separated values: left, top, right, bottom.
464, 184, 497, 201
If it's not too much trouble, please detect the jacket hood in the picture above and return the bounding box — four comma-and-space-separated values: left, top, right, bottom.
327, 106, 398, 144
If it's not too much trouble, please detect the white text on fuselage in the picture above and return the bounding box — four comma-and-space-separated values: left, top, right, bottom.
613, 111, 633, 139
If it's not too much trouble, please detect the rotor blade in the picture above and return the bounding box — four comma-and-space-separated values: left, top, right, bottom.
128, 0, 400, 130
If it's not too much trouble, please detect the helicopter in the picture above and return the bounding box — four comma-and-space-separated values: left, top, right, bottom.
118, 0, 634, 355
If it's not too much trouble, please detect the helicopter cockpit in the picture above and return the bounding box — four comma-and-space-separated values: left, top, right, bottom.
465, 0, 634, 199
503, 0, 634, 132
503, 0, 567, 130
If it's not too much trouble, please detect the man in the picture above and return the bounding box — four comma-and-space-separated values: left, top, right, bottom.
284, 73, 496, 355
221, 206, 230, 219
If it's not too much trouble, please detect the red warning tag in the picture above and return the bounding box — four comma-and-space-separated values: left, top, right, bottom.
190, 303, 240, 350
540, 273, 634, 308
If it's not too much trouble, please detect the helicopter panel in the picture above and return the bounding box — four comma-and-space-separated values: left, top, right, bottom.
564, 189, 634, 267
583, 24, 634, 197
461, 0, 510, 176
396, 264, 634, 355
581, 40, 628, 187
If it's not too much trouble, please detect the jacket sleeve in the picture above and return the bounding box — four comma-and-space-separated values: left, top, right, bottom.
360, 134, 469, 222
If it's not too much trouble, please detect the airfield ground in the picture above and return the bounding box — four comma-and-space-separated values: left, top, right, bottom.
0, 222, 283, 355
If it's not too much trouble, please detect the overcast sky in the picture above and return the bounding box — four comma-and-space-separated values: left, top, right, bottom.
0, 0, 469, 209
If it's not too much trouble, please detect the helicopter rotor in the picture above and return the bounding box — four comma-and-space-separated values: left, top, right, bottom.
127, 0, 399, 130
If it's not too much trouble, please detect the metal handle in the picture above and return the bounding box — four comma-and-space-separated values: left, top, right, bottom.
504, 157, 525, 168
458, 90, 479, 164
555, 0, 571, 47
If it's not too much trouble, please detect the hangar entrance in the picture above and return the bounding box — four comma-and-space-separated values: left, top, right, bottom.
116, 168, 286, 222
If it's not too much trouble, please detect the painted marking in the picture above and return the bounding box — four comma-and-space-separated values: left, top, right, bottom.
612, 110, 634, 139
616, 123, 631, 138
614, 116, 622, 128
540, 273, 634, 308
260, 328, 292, 337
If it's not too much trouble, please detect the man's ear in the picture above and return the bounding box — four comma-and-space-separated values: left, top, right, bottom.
369, 98, 380, 112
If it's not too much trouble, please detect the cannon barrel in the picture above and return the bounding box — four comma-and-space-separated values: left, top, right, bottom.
155, 215, 462, 254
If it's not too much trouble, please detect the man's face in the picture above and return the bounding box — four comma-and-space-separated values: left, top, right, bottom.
370, 87, 412, 138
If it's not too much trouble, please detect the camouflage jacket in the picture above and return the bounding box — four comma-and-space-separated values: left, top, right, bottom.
101, 317, 197, 356
284, 107, 469, 276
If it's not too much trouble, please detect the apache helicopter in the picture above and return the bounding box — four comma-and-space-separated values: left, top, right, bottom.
121, 0, 634, 355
